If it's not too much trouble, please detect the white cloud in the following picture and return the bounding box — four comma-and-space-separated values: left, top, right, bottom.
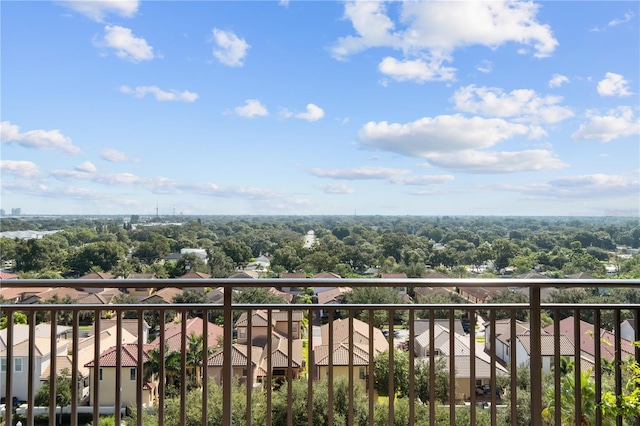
476, 60, 492, 74
310, 166, 412, 180
571, 107, 640, 142
295, 104, 325, 122
378, 56, 456, 82
591, 11, 635, 31
597, 72, 632, 97
358, 114, 534, 157
502, 173, 639, 199
390, 175, 455, 185
423, 149, 568, 173
100, 149, 139, 163
0, 160, 42, 179
75, 161, 97, 173
317, 183, 355, 194
279, 0, 290, 7
212, 28, 250, 67
452, 85, 574, 124
0, 121, 81, 154
234, 99, 268, 118
50, 169, 142, 185
120, 85, 198, 102
56, 0, 139, 22
331, 0, 558, 80
548, 74, 569, 88
99, 25, 154, 62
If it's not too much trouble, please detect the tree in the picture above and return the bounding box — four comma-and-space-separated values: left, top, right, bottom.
207, 246, 235, 278
0, 311, 27, 329
480, 290, 529, 322
35, 368, 73, 425
233, 287, 287, 305
415, 357, 451, 404
373, 349, 409, 398
66, 241, 126, 275
491, 238, 519, 272
220, 237, 252, 269
173, 290, 207, 319
144, 346, 182, 389
342, 287, 406, 328
185, 332, 213, 387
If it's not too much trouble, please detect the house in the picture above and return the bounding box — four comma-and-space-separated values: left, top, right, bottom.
125, 273, 157, 299
458, 286, 504, 304
0, 324, 72, 351
543, 316, 636, 363
413, 323, 508, 400
380, 273, 408, 296
141, 287, 183, 304
84, 343, 158, 408
176, 271, 210, 293
92, 319, 149, 344
225, 310, 305, 386
313, 318, 387, 389
162, 317, 224, 353
0, 287, 50, 303
278, 273, 306, 295
255, 335, 303, 384
78, 271, 115, 294
20, 287, 89, 304
229, 270, 260, 279
315, 287, 352, 318
621, 318, 636, 342
485, 319, 575, 373
312, 272, 341, 279
235, 310, 303, 346
41, 325, 138, 402
207, 344, 263, 386
0, 336, 68, 401
0, 271, 18, 280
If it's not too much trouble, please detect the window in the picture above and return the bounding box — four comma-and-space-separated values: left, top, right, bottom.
130, 368, 136, 381
239, 329, 246, 339
99, 368, 103, 381
359, 366, 366, 380
14, 358, 22, 373
292, 323, 298, 334
0, 358, 5, 372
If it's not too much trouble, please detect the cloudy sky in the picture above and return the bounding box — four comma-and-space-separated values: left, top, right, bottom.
1, 0, 638, 216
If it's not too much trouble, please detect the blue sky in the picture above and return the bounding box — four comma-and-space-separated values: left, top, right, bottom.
1, 1, 639, 217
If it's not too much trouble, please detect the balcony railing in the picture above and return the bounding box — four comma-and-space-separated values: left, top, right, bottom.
1, 278, 639, 425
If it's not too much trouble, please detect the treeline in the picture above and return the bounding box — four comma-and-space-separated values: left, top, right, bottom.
1, 215, 639, 279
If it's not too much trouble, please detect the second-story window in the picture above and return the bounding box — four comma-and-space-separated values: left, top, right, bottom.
14, 358, 22, 373
99, 368, 103, 381
130, 368, 136, 381
0, 358, 6, 372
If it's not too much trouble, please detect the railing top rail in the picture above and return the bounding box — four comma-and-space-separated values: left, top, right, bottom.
3, 303, 640, 312
1, 277, 639, 289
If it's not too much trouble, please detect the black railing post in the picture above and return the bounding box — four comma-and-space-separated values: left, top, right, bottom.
529, 286, 543, 425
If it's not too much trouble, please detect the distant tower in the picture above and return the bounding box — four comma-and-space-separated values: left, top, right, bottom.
156, 204, 159, 217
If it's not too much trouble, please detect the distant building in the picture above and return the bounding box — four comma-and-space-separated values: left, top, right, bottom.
11, 208, 21, 216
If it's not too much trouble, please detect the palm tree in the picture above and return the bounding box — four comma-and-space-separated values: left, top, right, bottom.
185, 332, 213, 387
144, 346, 182, 388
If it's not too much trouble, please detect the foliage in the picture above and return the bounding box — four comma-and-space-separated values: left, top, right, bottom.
479, 290, 529, 322
0, 311, 27, 329
35, 368, 73, 425
342, 287, 406, 328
